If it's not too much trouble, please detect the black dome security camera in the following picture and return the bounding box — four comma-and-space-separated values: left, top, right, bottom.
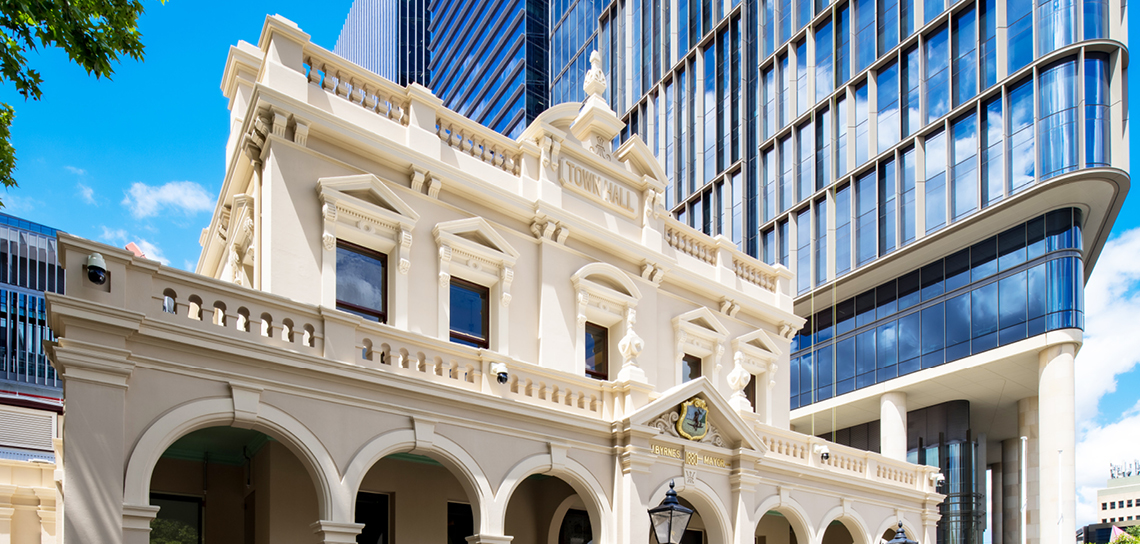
87, 253, 107, 285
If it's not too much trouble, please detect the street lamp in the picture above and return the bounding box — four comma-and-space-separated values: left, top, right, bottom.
648, 481, 694, 544
887, 522, 919, 544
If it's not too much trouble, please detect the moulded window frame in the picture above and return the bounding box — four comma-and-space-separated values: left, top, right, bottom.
449, 277, 491, 349
334, 240, 389, 323
672, 307, 730, 388
434, 217, 520, 354
572, 262, 642, 381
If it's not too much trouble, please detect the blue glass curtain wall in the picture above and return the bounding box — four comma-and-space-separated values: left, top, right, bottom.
790, 208, 1084, 409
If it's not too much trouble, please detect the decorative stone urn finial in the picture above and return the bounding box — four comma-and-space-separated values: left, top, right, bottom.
583, 50, 607, 99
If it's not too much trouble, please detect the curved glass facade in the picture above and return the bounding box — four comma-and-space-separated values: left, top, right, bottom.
789, 208, 1084, 409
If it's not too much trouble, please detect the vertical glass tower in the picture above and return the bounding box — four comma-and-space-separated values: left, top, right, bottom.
428, 0, 549, 138
334, 0, 431, 86
0, 213, 62, 397
589, 0, 1128, 543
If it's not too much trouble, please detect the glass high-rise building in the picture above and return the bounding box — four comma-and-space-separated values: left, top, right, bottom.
0, 212, 62, 397
334, 0, 430, 86
592, 1, 1128, 544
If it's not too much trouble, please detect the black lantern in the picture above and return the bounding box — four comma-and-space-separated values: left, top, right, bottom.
887, 522, 919, 544
648, 481, 694, 544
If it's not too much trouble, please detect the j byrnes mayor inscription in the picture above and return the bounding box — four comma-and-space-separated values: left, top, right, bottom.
560, 160, 637, 216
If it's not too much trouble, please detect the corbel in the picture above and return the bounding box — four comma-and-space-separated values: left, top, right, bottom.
438, 244, 452, 286
293, 119, 310, 146
398, 227, 413, 275
412, 167, 428, 194
272, 110, 289, 138
427, 173, 443, 199
576, 290, 589, 326
555, 224, 570, 244
500, 266, 514, 307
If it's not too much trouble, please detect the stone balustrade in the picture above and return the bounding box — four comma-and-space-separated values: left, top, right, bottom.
434, 109, 523, 176
302, 45, 410, 126
747, 413, 937, 493
663, 216, 789, 297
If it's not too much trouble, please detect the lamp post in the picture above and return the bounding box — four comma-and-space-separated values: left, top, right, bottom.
887, 522, 919, 544
648, 481, 694, 544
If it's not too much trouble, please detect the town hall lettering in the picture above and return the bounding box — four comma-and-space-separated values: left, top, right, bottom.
561, 160, 636, 213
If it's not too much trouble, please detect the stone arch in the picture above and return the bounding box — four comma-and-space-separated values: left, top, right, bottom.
571, 262, 643, 300
816, 505, 873, 544
123, 397, 343, 520
492, 452, 613, 543
648, 478, 733, 544
546, 494, 589, 544
872, 517, 918, 544
342, 428, 494, 533
752, 494, 815, 544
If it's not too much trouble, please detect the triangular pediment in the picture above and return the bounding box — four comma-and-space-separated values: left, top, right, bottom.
672, 307, 730, 338
317, 174, 420, 224
615, 136, 667, 191
433, 217, 520, 261
627, 377, 766, 454
733, 328, 782, 358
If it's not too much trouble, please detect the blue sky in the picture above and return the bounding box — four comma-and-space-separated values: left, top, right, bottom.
1, 0, 1137, 527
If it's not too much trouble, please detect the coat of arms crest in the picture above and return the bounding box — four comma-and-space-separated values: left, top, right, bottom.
677, 397, 709, 440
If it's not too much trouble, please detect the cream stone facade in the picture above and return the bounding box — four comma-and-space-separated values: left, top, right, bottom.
45, 15, 944, 544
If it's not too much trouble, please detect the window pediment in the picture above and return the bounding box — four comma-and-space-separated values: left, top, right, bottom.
434, 218, 519, 303
318, 174, 419, 274
672, 308, 729, 359
571, 263, 640, 327
731, 329, 781, 374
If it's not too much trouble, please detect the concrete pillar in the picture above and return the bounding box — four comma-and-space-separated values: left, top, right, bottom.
1019, 397, 1041, 544
977, 434, 988, 544
992, 462, 1004, 544
1002, 438, 1022, 544
1038, 344, 1077, 544
880, 392, 908, 461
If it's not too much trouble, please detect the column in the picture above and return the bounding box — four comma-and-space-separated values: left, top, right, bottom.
1002, 438, 1021, 544
991, 462, 1003, 544
976, 434, 988, 544
310, 520, 365, 544
1019, 397, 1041, 544
880, 392, 907, 461
1037, 344, 1076, 544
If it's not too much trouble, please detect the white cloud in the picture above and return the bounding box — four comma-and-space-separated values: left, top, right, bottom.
97, 227, 170, 265
133, 239, 170, 265
64, 166, 86, 176
1076, 400, 1140, 525
1072, 227, 1140, 526
183, 259, 197, 272
77, 182, 95, 204
121, 181, 213, 219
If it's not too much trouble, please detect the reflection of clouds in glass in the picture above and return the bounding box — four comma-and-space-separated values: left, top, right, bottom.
952, 114, 977, 162
925, 131, 947, 175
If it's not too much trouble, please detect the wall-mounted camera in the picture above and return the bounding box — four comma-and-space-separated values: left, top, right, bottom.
490, 361, 509, 384
86, 253, 108, 285
814, 444, 831, 461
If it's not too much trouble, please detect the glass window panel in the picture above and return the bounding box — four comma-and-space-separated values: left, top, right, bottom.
816, 306, 835, 343
1084, 0, 1108, 39
998, 224, 1027, 271
979, 0, 998, 88
816, 344, 835, 399
972, 282, 999, 337
1039, 58, 1079, 180
798, 122, 814, 201
856, 328, 876, 376
781, 137, 794, 210
1085, 54, 1111, 167
925, 130, 947, 233
798, 208, 813, 294
877, 321, 898, 376
970, 238, 998, 281
837, 297, 857, 335
898, 270, 921, 309
901, 146, 917, 243
1008, 78, 1035, 193
450, 280, 489, 347
922, 260, 944, 300
336, 243, 387, 322
1037, 0, 1076, 55
1007, 0, 1033, 73
797, 40, 809, 117
856, 170, 877, 265
836, 4, 850, 85
837, 337, 856, 381
815, 198, 829, 285
945, 248, 971, 291
878, 62, 900, 153
817, 107, 832, 189
925, 25, 950, 124
837, 183, 853, 274
925, 0, 944, 24
878, 0, 899, 56
779, 220, 790, 266
899, 311, 921, 361
585, 323, 609, 379
837, 95, 849, 176
855, 0, 876, 72
800, 351, 814, 395
779, 55, 791, 127
952, 8, 978, 106
921, 304, 944, 355
816, 20, 835, 102
951, 113, 978, 220
999, 270, 1028, 328
946, 292, 970, 346
877, 281, 898, 319
981, 97, 1005, 206
901, 46, 922, 137
879, 159, 897, 255
855, 82, 869, 166
856, 289, 877, 327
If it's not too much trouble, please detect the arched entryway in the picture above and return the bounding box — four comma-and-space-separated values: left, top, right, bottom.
645, 480, 731, 544
755, 509, 811, 544
353, 452, 484, 543
821, 520, 863, 544
502, 475, 594, 544
147, 426, 322, 543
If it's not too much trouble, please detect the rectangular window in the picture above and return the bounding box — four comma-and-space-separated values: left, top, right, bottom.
731, 19, 741, 164
854, 82, 869, 167
952, 8, 978, 107
878, 61, 900, 153
981, 96, 1004, 206
925, 0, 944, 24
763, 228, 777, 263
797, 208, 812, 293
1008, 0, 1033, 73
816, 20, 834, 102
764, 148, 777, 221
781, 136, 794, 210
705, 44, 718, 183
901, 45, 922, 137
879, 159, 897, 254
585, 322, 609, 379
763, 0, 774, 57
679, 69, 691, 199
449, 278, 490, 349
796, 40, 809, 116
779, 55, 791, 128
666, 80, 676, 209
682, 353, 703, 381
1008, 78, 1035, 194
815, 198, 828, 284
798, 122, 814, 201
925, 25, 950, 124
900, 0, 914, 36
779, 0, 793, 44
856, 171, 876, 265
336, 241, 388, 323
837, 95, 848, 177
980, 0, 997, 88
798, 0, 812, 31
1086, 54, 1111, 167
680, 0, 690, 53
835, 4, 850, 85
1037, 0, 1076, 56
731, 172, 742, 247
816, 107, 832, 189
952, 113, 979, 220
779, 220, 790, 266
356, 492, 391, 544
763, 67, 777, 139
1039, 59, 1079, 180
448, 503, 474, 544
901, 146, 917, 244
855, 0, 876, 73
878, 0, 899, 56
925, 130, 948, 233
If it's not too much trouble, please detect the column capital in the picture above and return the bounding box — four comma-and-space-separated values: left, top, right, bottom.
310, 520, 365, 543
122, 503, 160, 534
466, 534, 515, 544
